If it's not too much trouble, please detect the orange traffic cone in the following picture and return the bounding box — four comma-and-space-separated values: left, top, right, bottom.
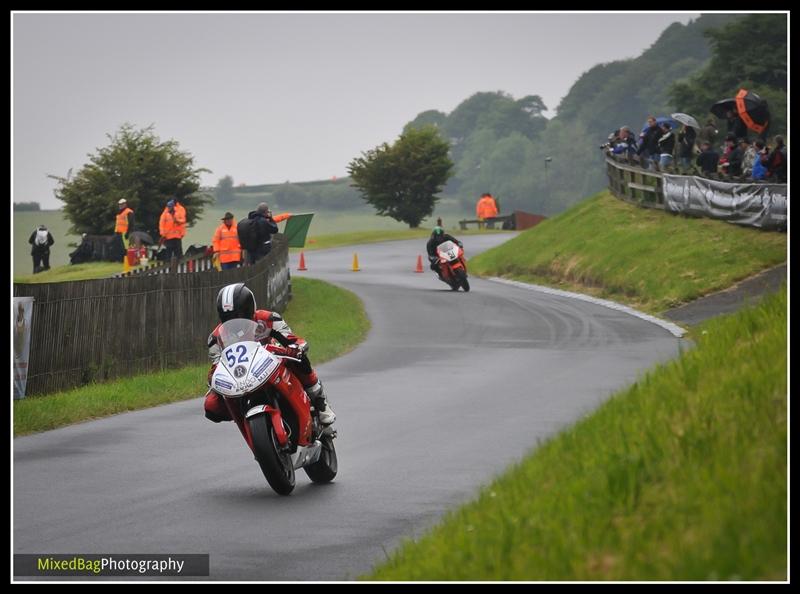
298, 251, 308, 271
351, 252, 360, 272
415, 254, 424, 273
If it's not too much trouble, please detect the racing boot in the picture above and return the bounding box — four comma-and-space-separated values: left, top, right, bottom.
307, 380, 335, 426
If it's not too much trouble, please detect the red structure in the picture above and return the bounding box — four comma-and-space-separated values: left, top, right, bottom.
512, 211, 547, 230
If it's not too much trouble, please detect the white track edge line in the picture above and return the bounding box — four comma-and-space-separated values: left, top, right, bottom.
486, 277, 687, 338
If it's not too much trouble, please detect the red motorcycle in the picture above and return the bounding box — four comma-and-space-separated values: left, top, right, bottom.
209, 318, 337, 495
436, 240, 470, 292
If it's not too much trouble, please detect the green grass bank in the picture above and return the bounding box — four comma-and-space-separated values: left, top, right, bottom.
468, 191, 787, 314
367, 287, 787, 581
14, 277, 370, 436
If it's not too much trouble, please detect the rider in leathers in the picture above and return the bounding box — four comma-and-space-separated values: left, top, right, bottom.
203, 282, 335, 426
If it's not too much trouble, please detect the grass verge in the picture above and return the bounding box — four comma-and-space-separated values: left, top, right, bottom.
468, 191, 786, 314
13, 277, 370, 436
13, 262, 125, 284
367, 287, 787, 581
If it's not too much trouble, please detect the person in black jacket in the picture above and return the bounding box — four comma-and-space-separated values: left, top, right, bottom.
696, 141, 720, 175
28, 224, 55, 273
243, 202, 279, 265
677, 125, 697, 170
657, 122, 676, 170
637, 116, 663, 170
426, 226, 463, 279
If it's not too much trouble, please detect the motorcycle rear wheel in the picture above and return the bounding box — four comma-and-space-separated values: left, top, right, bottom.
250, 416, 296, 495
304, 435, 338, 484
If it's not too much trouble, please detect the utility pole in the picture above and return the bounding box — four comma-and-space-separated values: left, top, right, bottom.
544, 156, 552, 208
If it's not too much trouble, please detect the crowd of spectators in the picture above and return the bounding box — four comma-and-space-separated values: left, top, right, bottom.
602, 113, 787, 183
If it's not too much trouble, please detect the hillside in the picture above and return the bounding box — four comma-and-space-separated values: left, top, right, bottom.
468, 191, 787, 313
404, 14, 741, 215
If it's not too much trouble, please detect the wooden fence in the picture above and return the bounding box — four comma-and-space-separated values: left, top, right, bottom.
605, 155, 665, 209
13, 236, 291, 397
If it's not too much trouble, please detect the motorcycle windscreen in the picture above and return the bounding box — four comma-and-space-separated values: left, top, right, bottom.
437, 240, 459, 261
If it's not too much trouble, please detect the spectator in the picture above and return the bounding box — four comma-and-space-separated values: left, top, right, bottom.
696, 141, 720, 175
726, 138, 745, 177
158, 198, 187, 260
726, 108, 748, 141
240, 202, 279, 265
740, 138, 757, 177
476, 192, 499, 229
718, 134, 737, 175
28, 224, 54, 274
114, 198, 134, 251
611, 126, 638, 160
767, 135, 787, 182
211, 211, 242, 270
698, 118, 719, 148
637, 116, 663, 170
751, 141, 769, 180
677, 124, 697, 170
657, 122, 676, 170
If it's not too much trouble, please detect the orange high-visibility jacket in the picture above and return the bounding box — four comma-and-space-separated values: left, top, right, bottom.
115, 207, 134, 234
159, 202, 187, 240
212, 221, 242, 264
476, 196, 499, 220
272, 212, 292, 223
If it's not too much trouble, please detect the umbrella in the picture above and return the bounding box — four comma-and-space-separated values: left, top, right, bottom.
710, 89, 769, 134
710, 98, 736, 119
128, 230, 154, 245
640, 116, 681, 135
670, 112, 700, 129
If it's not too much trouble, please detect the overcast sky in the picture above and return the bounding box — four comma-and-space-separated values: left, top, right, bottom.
13, 11, 700, 209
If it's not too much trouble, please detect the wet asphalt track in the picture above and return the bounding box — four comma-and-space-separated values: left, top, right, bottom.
14, 233, 685, 580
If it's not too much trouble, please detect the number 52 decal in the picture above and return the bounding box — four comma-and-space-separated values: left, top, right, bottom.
224, 344, 250, 366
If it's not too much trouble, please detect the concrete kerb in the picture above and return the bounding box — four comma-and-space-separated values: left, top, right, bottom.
486, 276, 687, 338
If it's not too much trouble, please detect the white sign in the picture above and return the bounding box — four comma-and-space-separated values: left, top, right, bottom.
13, 297, 34, 399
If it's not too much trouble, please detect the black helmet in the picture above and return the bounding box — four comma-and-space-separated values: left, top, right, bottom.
216, 283, 256, 322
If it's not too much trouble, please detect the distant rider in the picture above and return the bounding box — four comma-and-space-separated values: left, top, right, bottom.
426, 226, 463, 279
203, 282, 335, 426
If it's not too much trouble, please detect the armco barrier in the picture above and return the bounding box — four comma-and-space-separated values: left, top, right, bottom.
13, 236, 291, 396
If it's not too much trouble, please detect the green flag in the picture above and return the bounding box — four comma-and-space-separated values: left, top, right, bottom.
281, 213, 314, 248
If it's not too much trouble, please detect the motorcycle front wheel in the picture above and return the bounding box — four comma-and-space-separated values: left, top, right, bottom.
455, 268, 470, 292
304, 434, 338, 484
250, 416, 296, 495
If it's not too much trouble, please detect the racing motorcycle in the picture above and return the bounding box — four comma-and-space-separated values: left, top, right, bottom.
435, 240, 470, 292
209, 318, 337, 495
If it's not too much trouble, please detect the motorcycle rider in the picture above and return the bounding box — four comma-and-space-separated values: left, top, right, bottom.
203, 282, 335, 426
426, 226, 463, 279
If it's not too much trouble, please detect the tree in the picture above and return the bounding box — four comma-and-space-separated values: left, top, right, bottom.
50, 124, 212, 236
215, 175, 235, 204
348, 126, 454, 228
670, 14, 787, 134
